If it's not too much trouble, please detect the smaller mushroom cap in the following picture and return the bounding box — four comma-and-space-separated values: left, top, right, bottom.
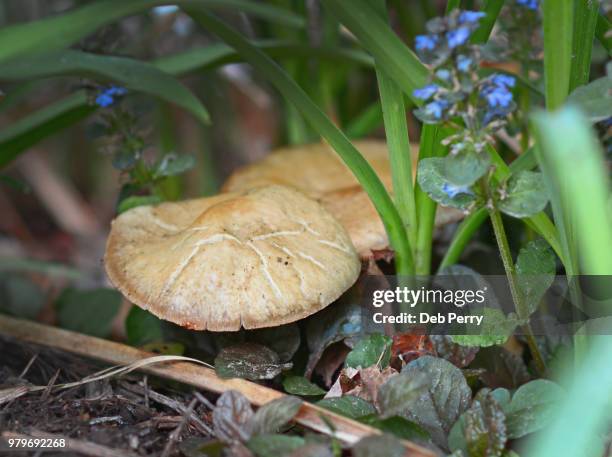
105, 185, 360, 331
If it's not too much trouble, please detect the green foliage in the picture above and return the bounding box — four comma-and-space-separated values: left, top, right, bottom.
247, 434, 305, 457
497, 171, 549, 218
125, 306, 164, 346
248, 396, 302, 436
215, 343, 290, 380
0, 274, 45, 319
358, 415, 430, 442
317, 396, 377, 419
352, 434, 406, 457
282, 376, 326, 396
117, 195, 163, 214
451, 308, 521, 348
377, 371, 427, 419
345, 334, 393, 369
567, 76, 612, 122
400, 356, 471, 448
516, 239, 556, 316
417, 158, 477, 210
55, 288, 121, 338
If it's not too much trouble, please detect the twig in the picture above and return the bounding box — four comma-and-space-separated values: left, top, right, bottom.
2, 430, 140, 457
161, 397, 197, 457
0, 315, 435, 456
18, 353, 38, 379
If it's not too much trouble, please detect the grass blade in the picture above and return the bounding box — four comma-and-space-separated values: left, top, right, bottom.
371, 0, 417, 255
0, 0, 304, 65
531, 107, 612, 275
323, 0, 429, 102
0, 50, 210, 125
0, 92, 94, 168
471, 0, 505, 44
184, 7, 413, 274
542, 0, 573, 109
569, 0, 599, 92
595, 14, 612, 54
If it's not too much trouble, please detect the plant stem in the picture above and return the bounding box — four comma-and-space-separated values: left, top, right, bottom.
488, 207, 546, 375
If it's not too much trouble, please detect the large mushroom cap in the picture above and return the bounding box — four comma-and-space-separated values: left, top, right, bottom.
105, 185, 360, 331
222, 140, 462, 258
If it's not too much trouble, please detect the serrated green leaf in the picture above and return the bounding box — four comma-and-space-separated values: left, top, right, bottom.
282, 376, 326, 396
498, 171, 549, 218
505, 380, 564, 439
345, 333, 393, 369
567, 76, 612, 122
442, 150, 491, 187
516, 239, 556, 316
317, 395, 377, 419
417, 158, 477, 210
400, 356, 472, 448
55, 288, 122, 338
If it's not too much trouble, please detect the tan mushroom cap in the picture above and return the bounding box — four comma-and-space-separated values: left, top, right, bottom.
104, 185, 361, 331
222, 140, 463, 258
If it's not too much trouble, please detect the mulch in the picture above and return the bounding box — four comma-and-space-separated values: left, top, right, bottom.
0, 335, 216, 457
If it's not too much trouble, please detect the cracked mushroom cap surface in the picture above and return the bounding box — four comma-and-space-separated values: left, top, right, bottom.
222, 140, 462, 258
104, 185, 361, 331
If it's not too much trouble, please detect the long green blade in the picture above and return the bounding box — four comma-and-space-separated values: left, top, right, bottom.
322, 0, 429, 103
0, 50, 209, 125
569, 0, 599, 91
0, 0, 304, 65
185, 7, 413, 273
542, 0, 573, 109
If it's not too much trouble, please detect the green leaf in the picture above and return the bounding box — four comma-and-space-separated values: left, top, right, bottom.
141, 341, 185, 355
471, 0, 505, 44
185, 8, 413, 275
543, 0, 573, 110
442, 150, 491, 187
400, 356, 472, 448
566, 76, 612, 122
0, 0, 305, 65
282, 376, 326, 396
55, 288, 122, 338
516, 239, 556, 316
377, 371, 427, 419
352, 434, 407, 457
247, 434, 305, 457
464, 390, 507, 457
0, 50, 210, 125
249, 396, 302, 436
215, 343, 290, 380
316, 396, 377, 419
497, 171, 549, 218
153, 154, 196, 178
345, 333, 393, 369
358, 415, 430, 442
0, 273, 45, 319
0, 91, 94, 168
451, 308, 521, 348
125, 306, 165, 346
213, 390, 253, 443
569, 0, 599, 91
118, 195, 162, 214
417, 157, 477, 210
505, 380, 564, 439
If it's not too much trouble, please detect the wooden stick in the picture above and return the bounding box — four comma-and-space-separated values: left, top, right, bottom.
0, 315, 435, 456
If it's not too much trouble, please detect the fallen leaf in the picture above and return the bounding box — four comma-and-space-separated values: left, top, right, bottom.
213, 391, 253, 444
391, 333, 436, 367
431, 335, 478, 368
249, 396, 302, 436
317, 395, 377, 419
215, 343, 291, 380
282, 376, 326, 397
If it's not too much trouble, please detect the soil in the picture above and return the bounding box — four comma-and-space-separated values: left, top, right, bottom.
0, 335, 215, 456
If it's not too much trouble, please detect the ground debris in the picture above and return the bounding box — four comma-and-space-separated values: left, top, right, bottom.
0, 336, 213, 456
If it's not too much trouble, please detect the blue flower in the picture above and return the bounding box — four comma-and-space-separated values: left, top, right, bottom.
413, 84, 440, 100
95, 86, 128, 107
442, 182, 472, 198
415, 34, 438, 51
517, 0, 538, 10
491, 74, 516, 88
424, 99, 449, 120
436, 69, 451, 81
447, 27, 471, 48
482, 85, 514, 108
458, 11, 486, 24
457, 55, 473, 72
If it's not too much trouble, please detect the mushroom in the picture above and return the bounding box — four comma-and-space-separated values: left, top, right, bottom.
104, 185, 360, 331
222, 140, 463, 258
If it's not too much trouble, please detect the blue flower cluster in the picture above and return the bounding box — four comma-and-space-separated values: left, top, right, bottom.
516, 0, 538, 11
95, 86, 128, 108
